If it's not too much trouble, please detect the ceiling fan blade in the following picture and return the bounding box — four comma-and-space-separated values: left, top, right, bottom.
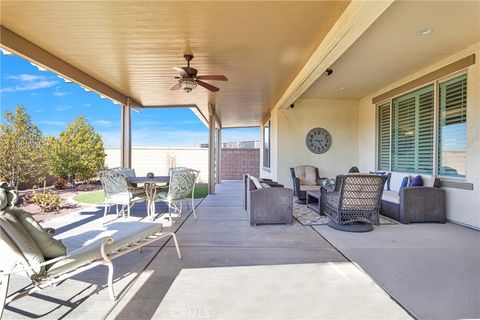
172, 66, 189, 77
196, 75, 228, 81
197, 80, 219, 92
170, 82, 181, 90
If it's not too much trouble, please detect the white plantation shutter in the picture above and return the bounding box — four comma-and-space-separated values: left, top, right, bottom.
377, 102, 391, 170
391, 85, 434, 174
417, 90, 434, 173
438, 74, 467, 177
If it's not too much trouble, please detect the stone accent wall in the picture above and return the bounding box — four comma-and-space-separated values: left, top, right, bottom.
221, 148, 260, 180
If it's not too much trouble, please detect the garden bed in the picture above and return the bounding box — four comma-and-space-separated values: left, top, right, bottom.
17, 181, 103, 222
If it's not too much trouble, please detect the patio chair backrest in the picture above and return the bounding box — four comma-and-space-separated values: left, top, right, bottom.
98, 170, 130, 203
338, 174, 387, 212
168, 168, 199, 201
110, 167, 136, 178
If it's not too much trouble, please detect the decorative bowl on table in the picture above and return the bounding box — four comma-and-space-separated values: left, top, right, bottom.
147, 172, 154, 178
322, 178, 335, 188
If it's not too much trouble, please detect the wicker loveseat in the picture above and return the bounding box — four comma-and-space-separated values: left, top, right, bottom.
245, 175, 293, 226
321, 174, 387, 232
380, 172, 446, 224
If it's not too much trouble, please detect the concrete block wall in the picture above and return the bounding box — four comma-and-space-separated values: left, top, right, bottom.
221, 148, 260, 179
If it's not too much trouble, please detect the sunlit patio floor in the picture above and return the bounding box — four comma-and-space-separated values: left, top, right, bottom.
4, 181, 479, 319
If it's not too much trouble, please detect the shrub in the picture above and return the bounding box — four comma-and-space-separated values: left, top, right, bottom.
49, 116, 105, 186
53, 178, 68, 189
31, 190, 64, 212
0, 105, 49, 189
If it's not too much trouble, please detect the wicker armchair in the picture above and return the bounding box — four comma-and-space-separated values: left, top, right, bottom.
290, 165, 326, 204
321, 174, 387, 232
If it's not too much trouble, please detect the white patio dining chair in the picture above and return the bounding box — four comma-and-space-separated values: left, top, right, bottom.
155, 168, 199, 222
98, 170, 147, 222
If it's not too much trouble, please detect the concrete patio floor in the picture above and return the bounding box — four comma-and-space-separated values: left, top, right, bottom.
3, 180, 478, 319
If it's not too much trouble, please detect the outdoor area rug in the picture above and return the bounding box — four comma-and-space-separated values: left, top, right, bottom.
293, 203, 398, 226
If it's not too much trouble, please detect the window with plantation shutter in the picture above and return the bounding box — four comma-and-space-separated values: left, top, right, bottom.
377, 102, 391, 170
377, 72, 467, 179
438, 74, 467, 177
391, 85, 434, 174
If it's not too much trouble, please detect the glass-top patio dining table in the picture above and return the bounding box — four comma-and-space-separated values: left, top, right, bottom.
127, 176, 169, 220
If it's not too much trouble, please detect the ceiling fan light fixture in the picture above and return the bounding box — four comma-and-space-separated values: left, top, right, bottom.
180, 78, 197, 93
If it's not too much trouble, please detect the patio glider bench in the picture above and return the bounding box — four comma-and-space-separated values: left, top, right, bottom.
245, 175, 293, 226
0, 184, 181, 317
379, 172, 446, 224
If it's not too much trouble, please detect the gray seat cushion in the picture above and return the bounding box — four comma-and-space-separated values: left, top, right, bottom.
9, 208, 67, 259
46, 221, 164, 277
382, 190, 400, 204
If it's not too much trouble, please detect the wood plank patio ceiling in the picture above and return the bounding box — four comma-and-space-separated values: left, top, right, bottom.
0, 1, 349, 127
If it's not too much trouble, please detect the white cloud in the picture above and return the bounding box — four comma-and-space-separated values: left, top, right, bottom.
53, 91, 67, 97
222, 128, 260, 143
82, 103, 92, 107
55, 105, 72, 111
8, 74, 46, 81
38, 120, 67, 126
95, 120, 112, 126
1, 80, 59, 93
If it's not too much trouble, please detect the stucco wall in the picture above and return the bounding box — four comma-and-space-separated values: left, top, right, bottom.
357, 42, 480, 228
274, 99, 359, 188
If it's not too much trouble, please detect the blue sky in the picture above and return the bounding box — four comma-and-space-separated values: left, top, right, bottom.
0, 51, 259, 148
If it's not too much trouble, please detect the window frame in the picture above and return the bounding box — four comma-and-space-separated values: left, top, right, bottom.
262, 120, 271, 169
376, 70, 468, 180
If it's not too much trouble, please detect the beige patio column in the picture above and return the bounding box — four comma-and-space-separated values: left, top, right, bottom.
208, 105, 216, 194
120, 98, 132, 168
216, 128, 222, 184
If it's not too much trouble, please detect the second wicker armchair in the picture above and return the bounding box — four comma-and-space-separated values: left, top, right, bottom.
321, 174, 387, 232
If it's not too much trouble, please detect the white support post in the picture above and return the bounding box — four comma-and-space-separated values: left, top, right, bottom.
120, 99, 132, 168
216, 128, 222, 184
208, 105, 216, 194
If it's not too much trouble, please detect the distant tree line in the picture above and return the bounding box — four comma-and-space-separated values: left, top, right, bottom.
0, 105, 105, 189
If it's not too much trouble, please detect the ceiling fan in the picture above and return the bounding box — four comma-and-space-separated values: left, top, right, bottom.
171, 54, 228, 93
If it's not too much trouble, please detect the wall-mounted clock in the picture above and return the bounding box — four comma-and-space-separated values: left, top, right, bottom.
306, 127, 332, 154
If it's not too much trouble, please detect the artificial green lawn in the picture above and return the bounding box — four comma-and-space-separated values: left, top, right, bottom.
73, 184, 209, 205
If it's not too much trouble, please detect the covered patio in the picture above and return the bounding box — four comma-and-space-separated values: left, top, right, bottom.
3, 181, 479, 319
1, 0, 480, 319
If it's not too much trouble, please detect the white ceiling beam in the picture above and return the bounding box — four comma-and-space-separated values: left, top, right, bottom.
0, 26, 142, 108
266, 0, 395, 122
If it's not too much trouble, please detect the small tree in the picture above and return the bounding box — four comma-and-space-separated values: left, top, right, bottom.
0, 105, 49, 189
50, 116, 105, 185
